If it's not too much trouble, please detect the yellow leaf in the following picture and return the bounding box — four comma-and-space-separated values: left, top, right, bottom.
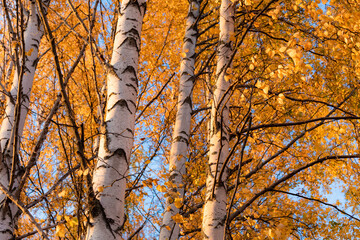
249, 63, 255, 70
174, 198, 182, 208
268, 229, 274, 239
83, 168, 90, 176
263, 85, 269, 95
98, 186, 104, 193
304, 41, 312, 51
56, 224, 66, 238
224, 74, 231, 82
171, 213, 184, 223
77, 170, 83, 176
279, 46, 287, 53
59, 190, 66, 198
11, 42, 17, 49
25, 48, 34, 56
277, 94, 285, 105
339, 126, 346, 133
157, 185, 167, 193
244, 0, 252, 6
305, 64, 313, 70
69, 217, 78, 227
286, 48, 296, 58
287, 38, 296, 47
255, 81, 264, 89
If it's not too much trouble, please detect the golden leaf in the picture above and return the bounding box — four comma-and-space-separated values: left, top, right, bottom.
249, 63, 255, 70
98, 186, 104, 193
304, 42, 312, 51
59, 190, 66, 198
25, 48, 34, 56
83, 168, 90, 176
263, 86, 269, 95
174, 198, 182, 208
156, 185, 167, 193
171, 213, 184, 223
279, 46, 287, 53
56, 224, 66, 238
244, 0, 252, 6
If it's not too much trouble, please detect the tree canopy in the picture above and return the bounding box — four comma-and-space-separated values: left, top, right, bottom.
1, 0, 360, 239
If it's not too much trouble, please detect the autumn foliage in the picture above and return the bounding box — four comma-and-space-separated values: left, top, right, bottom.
0, 0, 360, 239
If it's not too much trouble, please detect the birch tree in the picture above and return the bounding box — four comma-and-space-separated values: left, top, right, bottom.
201, 0, 235, 238
85, 1, 146, 239
159, 1, 202, 239
0, 0, 48, 238
1, 0, 360, 239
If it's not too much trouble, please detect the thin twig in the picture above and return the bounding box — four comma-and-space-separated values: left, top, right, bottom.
0, 182, 49, 240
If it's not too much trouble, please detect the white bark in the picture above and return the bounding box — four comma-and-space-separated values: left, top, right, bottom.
86, 1, 146, 239
202, 0, 235, 239
159, 1, 201, 239
0, 2, 44, 238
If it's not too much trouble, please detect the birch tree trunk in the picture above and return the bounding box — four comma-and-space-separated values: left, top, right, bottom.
202, 0, 235, 239
85, 1, 146, 239
0, 1, 45, 238
159, 1, 201, 239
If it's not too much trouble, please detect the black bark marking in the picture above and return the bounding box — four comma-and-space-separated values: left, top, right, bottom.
221, 136, 228, 141
108, 99, 132, 114
126, 18, 137, 22
126, 28, 140, 41
126, 83, 137, 93
180, 131, 189, 136
128, 99, 137, 109
184, 37, 194, 45
89, 198, 116, 238
122, 65, 137, 76
174, 136, 189, 145
185, 75, 195, 83
33, 57, 39, 67
108, 91, 120, 100
114, 148, 127, 163
181, 71, 190, 77
126, 128, 133, 135
31, 38, 40, 45
130, 76, 139, 87
169, 173, 179, 181
118, 37, 139, 52
181, 96, 192, 109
